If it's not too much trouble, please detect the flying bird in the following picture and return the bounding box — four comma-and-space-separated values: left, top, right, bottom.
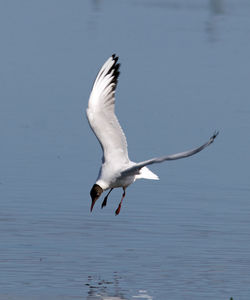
86, 54, 218, 215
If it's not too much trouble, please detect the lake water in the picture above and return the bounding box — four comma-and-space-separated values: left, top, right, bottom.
1, 1, 250, 299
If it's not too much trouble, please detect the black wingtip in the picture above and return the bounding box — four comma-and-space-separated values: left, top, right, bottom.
213, 130, 219, 139
210, 130, 219, 142
108, 54, 120, 87
112, 53, 119, 63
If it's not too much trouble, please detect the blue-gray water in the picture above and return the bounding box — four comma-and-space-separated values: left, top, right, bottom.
1, 1, 250, 299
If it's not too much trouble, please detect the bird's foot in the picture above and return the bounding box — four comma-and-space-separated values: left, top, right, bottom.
115, 204, 121, 215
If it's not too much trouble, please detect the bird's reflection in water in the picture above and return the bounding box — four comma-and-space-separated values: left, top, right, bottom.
85, 273, 153, 299
85, 273, 127, 300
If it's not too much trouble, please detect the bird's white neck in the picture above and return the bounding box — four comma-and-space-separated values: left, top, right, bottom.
96, 179, 109, 191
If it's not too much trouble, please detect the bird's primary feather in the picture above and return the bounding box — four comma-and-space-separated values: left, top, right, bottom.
86, 54, 129, 165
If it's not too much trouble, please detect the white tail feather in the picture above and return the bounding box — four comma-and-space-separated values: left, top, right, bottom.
135, 166, 159, 180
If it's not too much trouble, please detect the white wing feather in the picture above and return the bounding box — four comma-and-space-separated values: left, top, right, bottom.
86, 55, 129, 164
120, 131, 219, 177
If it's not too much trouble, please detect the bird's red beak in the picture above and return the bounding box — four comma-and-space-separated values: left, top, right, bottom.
90, 198, 97, 212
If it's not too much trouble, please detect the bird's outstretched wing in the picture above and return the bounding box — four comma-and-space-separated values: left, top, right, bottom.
120, 131, 219, 177
86, 54, 129, 164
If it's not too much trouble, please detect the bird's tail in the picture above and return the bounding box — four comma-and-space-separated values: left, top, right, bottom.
135, 166, 159, 180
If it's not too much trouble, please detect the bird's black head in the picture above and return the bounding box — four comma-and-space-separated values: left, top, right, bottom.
90, 184, 103, 212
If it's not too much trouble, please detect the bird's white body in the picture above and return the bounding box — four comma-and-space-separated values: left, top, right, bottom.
96, 163, 158, 190
87, 54, 218, 214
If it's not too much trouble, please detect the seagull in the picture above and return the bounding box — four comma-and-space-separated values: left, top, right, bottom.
86, 54, 218, 215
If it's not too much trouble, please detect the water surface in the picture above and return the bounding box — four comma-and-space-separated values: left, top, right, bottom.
1, 1, 250, 299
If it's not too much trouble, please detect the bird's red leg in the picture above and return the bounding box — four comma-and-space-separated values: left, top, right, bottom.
115, 188, 126, 215
101, 188, 113, 209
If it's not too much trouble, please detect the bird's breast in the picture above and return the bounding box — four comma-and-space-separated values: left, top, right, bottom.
110, 174, 135, 188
